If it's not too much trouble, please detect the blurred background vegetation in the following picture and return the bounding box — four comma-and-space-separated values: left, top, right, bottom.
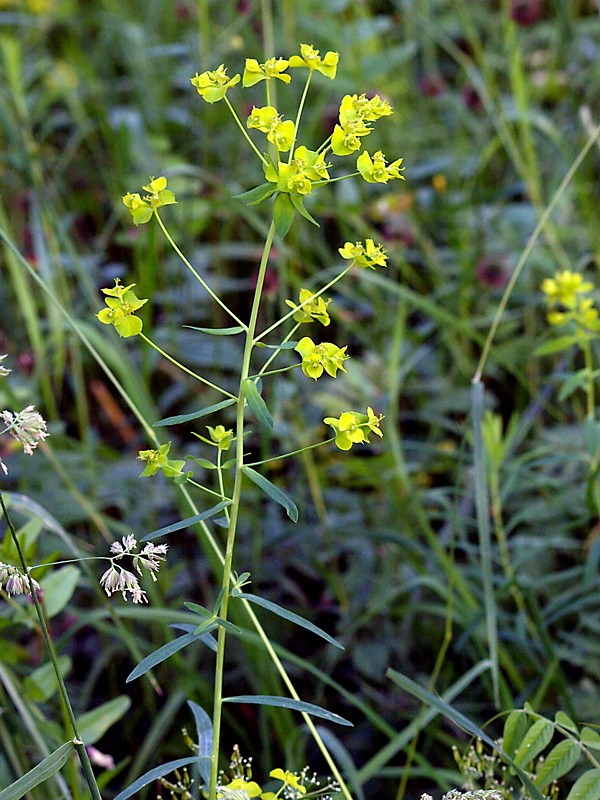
2, 1, 600, 798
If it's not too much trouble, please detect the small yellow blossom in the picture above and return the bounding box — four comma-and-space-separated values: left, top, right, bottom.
96, 279, 148, 338
295, 337, 348, 380
206, 425, 234, 451
247, 105, 279, 132
269, 769, 307, 795
357, 150, 405, 184
339, 239, 388, 269
541, 270, 600, 331
289, 43, 339, 79
324, 407, 384, 450
285, 288, 331, 326
190, 65, 241, 103
243, 57, 291, 86
541, 271, 593, 308
267, 119, 295, 152
122, 176, 176, 225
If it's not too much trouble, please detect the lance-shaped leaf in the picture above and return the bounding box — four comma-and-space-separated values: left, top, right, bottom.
234, 182, 277, 206
290, 193, 319, 227
513, 718, 554, 767
273, 192, 295, 237
112, 757, 198, 800
242, 466, 298, 522
188, 700, 213, 788
223, 695, 352, 726
127, 630, 215, 682
237, 592, 343, 649
142, 500, 231, 542
154, 398, 236, 427
242, 379, 273, 429
184, 325, 245, 335
534, 740, 580, 791
0, 741, 73, 800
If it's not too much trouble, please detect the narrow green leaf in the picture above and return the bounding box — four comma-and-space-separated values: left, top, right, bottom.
142, 500, 231, 541
273, 192, 295, 237
385, 667, 545, 800
0, 741, 73, 800
223, 695, 352, 726
565, 769, 600, 800
242, 466, 298, 522
239, 592, 343, 650
233, 182, 276, 205
534, 740, 580, 790
513, 718, 554, 767
503, 710, 530, 758
255, 341, 299, 350
184, 602, 212, 617
290, 193, 320, 227
127, 631, 214, 683
534, 336, 579, 356
558, 370, 590, 402
187, 457, 218, 470
555, 711, 578, 733
78, 696, 131, 745
188, 701, 212, 787
169, 623, 218, 652
581, 728, 600, 751
154, 398, 236, 427
242, 378, 273, 429
112, 757, 198, 800
471, 380, 499, 706
214, 617, 242, 635
183, 325, 245, 335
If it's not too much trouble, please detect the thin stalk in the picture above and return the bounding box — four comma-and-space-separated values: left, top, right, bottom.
255, 264, 352, 342
208, 220, 277, 799
0, 490, 103, 800
224, 96, 268, 165
187, 477, 232, 502
140, 333, 236, 399
154, 213, 247, 327
246, 437, 334, 467
288, 71, 313, 162
583, 339, 596, 421
256, 321, 301, 376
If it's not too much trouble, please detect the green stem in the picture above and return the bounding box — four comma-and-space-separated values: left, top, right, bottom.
0, 490, 103, 800
140, 333, 236, 399
224, 96, 268, 165
583, 339, 596, 421
256, 322, 301, 376
246, 437, 334, 467
187, 478, 232, 502
154, 213, 247, 327
250, 364, 300, 379
208, 220, 277, 799
288, 71, 313, 162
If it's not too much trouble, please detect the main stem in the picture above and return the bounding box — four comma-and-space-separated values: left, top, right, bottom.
0, 490, 103, 800
208, 221, 276, 799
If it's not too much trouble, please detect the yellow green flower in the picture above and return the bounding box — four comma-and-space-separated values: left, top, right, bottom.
123, 176, 176, 225
295, 337, 348, 380
357, 150, 405, 183
96, 279, 148, 337
541, 270, 600, 330
217, 778, 262, 798
338, 239, 388, 269
285, 288, 331, 326
267, 119, 295, 152
190, 64, 240, 103
324, 407, 384, 450
206, 424, 234, 451
243, 57, 291, 86
289, 43, 339, 79
247, 105, 279, 132
138, 442, 186, 478
269, 769, 306, 795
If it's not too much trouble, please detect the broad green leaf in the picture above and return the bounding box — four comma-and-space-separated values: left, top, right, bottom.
513, 718, 554, 767
78, 696, 131, 745
290, 193, 320, 227
188, 701, 212, 787
273, 192, 295, 237
385, 667, 545, 800
565, 769, 600, 800
581, 728, 600, 751
41, 566, 80, 618
555, 711, 578, 733
142, 500, 231, 541
534, 336, 579, 356
503, 710, 530, 758
0, 741, 73, 800
112, 757, 198, 800
184, 325, 245, 335
223, 695, 352, 726
127, 631, 214, 682
242, 467, 298, 522
24, 656, 71, 703
534, 740, 580, 790
233, 182, 276, 206
242, 378, 273, 429
239, 592, 343, 650
154, 398, 236, 427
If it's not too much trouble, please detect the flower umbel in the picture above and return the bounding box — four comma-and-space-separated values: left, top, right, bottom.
123, 176, 176, 225
138, 442, 187, 478
324, 407, 384, 450
289, 44, 339, 79
541, 270, 600, 330
0, 562, 41, 597
339, 239, 388, 269
191, 64, 241, 103
285, 289, 331, 326
1, 405, 49, 455
357, 149, 405, 183
243, 57, 290, 87
295, 337, 348, 380
96, 279, 148, 338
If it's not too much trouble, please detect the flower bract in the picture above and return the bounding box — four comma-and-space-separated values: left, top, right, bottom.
339, 238, 388, 269
285, 288, 331, 326
357, 150, 405, 183
295, 337, 348, 380
289, 43, 339, 79
191, 64, 241, 103
97, 279, 148, 337
138, 442, 186, 478
324, 407, 384, 450
243, 57, 290, 86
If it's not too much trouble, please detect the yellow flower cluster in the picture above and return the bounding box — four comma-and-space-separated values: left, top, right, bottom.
324, 408, 384, 451
541, 270, 600, 330
122, 176, 176, 226
96, 280, 148, 338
